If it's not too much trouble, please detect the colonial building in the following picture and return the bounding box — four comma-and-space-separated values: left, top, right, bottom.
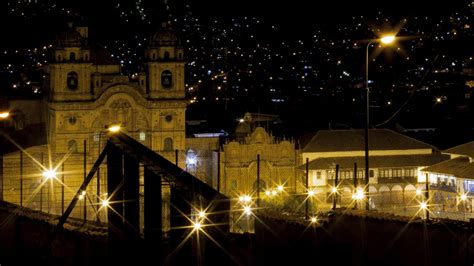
220, 127, 298, 196
422, 141, 474, 213
301, 129, 449, 210
2, 21, 187, 218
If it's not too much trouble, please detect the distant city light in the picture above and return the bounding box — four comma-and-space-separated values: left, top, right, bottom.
198, 211, 206, 218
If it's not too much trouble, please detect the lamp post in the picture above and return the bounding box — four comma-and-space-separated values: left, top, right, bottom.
364, 35, 396, 211
96, 124, 121, 222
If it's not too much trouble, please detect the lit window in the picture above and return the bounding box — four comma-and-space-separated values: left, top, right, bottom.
139, 131, 146, 141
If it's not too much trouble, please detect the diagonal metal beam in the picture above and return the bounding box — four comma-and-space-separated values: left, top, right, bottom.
51, 142, 110, 236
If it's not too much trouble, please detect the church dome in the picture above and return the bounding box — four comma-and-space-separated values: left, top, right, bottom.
149, 22, 181, 47
55, 29, 84, 48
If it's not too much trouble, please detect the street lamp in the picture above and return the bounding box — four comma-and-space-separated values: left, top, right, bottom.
0, 111, 10, 119
364, 34, 396, 210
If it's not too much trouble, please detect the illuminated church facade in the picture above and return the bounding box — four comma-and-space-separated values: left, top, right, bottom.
47, 22, 186, 161
2, 22, 188, 218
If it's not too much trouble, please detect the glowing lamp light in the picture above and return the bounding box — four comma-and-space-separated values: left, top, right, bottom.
353, 188, 364, 200
265, 190, 271, 196
416, 189, 422, 196
380, 35, 396, 44
193, 222, 202, 230
420, 202, 428, 210
277, 185, 284, 192
108, 125, 121, 133
331, 187, 338, 194
460, 194, 467, 201
310, 217, 318, 223
198, 211, 206, 218
308, 190, 315, 197
238, 118, 245, 123
187, 157, 197, 165
101, 199, 109, 207
0, 112, 10, 119
271, 190, 277, 196
243, 206, 252, 216
239, 195, 252, 203
436, 97, 442, 103
42, 169, 57, 180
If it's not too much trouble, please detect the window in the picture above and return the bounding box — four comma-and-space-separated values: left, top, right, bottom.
161, 70, 172, 89
84, 54, 89, 61
67, 72, 78, 90
231, 180, 237, 190
379, 169, 391, 178
57, 54, 61, 61
316, 171, 321, 179
165, 115, 173, 122
164, 137, 173, 151
70, 52, 76, 61
164, 51, 170, 60
405, 168, 415, 177
392, 168, 403, 178
357, 170, 365, 178
178, 52, 183, 60
139, 131, 146, 141
96, 80, 99, 87
152, 53, 156, 60
93, 132, 100, 142
68, 140, 77, 152
68, 116, 77, 125
369, 170, 374, 177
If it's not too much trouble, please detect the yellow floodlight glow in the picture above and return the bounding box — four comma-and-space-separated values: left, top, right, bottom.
271, 190, 277, 196
265, 190, 271, 196
243, 206, 252, 216
380, 35, 396, 45
460, 194, 467, 201
198, 211, 206, 218
0, 112, 10, 119
310, 216, 318, 223
42, 169, 57, 180
420, 202, 427, 210
277, 185, 284, 192
101, 199, 109, 207
239, 195, 252, 203
193, 222, 202, 230
308, 190, 315, 197
416, 189, 422, 196
108, 125, 121, 133
353, 188, 365, 200
331, 187, 338, 194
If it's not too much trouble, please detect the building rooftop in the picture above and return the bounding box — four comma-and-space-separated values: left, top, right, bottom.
444, 141, 474, 158
422, 156, 474, 179
301, 153, 449, 170
302, 129, 436, 153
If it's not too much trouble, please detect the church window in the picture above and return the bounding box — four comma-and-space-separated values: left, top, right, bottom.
139, 131, 146, 141
67, 72, 78, 90
231, 180, 237, 190
70, 52, 76, 61
68, 140, 77, 152
164, 137, 173, 151
57, 54, 62, 61
177, 52, 182, 60
96, 80, 99, 87
68, 116, 77, 125
93, 132, 100, 142
152, 53, 156, 60
161, 70, 172, 89
84, 53, 89, 61
165, 115, 173, 122
164, 51, 170, 60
